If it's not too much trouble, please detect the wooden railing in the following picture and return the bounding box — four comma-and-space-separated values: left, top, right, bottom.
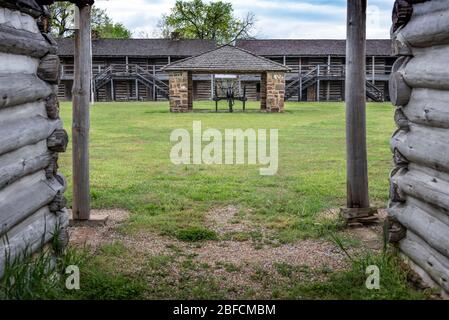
60, 64, 167, 79
60, 63, 393, 80
287, 64, 392, 77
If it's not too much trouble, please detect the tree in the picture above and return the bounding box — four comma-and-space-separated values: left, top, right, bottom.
158, 0, 256, 44
49, 3, 131, 39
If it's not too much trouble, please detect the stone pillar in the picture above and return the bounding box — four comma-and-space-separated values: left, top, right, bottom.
260, 72, 267, 110
169, 71, 192, 112
265, 72, 285, 112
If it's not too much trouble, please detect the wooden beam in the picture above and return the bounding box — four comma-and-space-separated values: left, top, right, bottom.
345, 0, 370, 210
72, 3, 92, 220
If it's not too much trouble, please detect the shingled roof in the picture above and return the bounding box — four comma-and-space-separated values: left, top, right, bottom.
56, 38, 217, 57
236, 39, 392, 57
163, 45, 291, 73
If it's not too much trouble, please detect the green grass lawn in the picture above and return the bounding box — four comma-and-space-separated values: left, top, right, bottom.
3, 101, 431, 300
60, 100, 395, 242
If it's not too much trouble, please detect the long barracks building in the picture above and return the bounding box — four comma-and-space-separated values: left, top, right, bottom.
56, 38, 394, 102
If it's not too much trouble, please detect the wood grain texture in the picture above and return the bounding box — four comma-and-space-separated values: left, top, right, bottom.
400, 231, 449, 293
391, 124, 449, 174
0, 23, 54, 57
0, 74, 52, 109
0, 170, 64, 236
0, 141, 51, 189
345, 0, 370, 209
0, 115, 62, 155
72, 4, 92, 220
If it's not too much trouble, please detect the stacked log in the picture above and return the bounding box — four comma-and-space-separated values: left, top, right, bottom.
0, 0, 68, 277
389, 0, 449, 296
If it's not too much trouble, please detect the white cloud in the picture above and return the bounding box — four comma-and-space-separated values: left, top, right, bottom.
95, 0, 394, 39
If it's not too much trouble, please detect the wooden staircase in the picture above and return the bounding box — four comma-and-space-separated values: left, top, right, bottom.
285, 65, 384, 102
93, 64, 169, 100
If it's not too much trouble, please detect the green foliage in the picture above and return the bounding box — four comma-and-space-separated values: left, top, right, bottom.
274, 252, 429, 300
0, 246, 88, 300
49, 4, 131, 39
159, 0, 255, 44
59, 101, 395, 243
93, 22, 132, 39
175, 227, 218, 242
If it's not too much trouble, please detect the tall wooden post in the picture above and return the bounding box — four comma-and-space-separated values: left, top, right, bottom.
72, 3, 92, 220
344, 0, 376, 223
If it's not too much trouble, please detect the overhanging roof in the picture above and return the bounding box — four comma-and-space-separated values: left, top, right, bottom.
56, 38, 217, 57
163, 45, 291, 73
236, 39, 392, 57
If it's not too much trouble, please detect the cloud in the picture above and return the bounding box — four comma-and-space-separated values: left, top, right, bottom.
95, 0, 395, 39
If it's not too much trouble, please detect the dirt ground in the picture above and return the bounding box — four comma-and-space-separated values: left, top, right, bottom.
68, 206, 386, 298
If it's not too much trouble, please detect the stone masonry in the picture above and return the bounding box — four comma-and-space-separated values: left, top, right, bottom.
264, 72, 285, 112
169, 71, 193, 112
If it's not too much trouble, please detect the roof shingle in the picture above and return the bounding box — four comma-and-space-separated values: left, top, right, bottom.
235, 39, 392, 57
163, 45, 291, 73
56, 38, 217, 57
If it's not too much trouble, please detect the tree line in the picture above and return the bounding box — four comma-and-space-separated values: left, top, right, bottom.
50, 0, 255, 44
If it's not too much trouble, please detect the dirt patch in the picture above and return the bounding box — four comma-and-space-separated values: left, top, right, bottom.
67, 206, 385, 298
68, 209, 130, 249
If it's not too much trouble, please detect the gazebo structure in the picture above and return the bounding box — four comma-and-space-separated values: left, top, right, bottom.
163, 45, 290, 113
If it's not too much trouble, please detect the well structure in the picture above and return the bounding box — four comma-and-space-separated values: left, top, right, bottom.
164, 45, 290, 113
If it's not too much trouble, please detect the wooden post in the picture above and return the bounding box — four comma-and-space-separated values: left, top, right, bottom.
72, 3, 92, 220
153, 65, 156, 101
317, 65, 320, 102
344, 0, 373, 218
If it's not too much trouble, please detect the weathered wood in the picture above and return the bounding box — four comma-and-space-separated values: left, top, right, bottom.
37, 54, 60, 84
403, 45, 449, 90
407, 195, 449, 229
403, 88, 449, 128
0, 171, 64, 236
389, 72, 411, 106
45, 153, 58, 179
72, 4, 92, 220
0, 23, 54, 57
397, 3, 449, 48
0, 101, 46, 123
0, 141, 51, 189
394, 107, 409, 130
0, 74, 52, 109
47, 129, 68, 152
0, 207, 62, 278
49, 192, 66, 212
0, 52, 38, 74
390, 201, 449, 257
392, 165, 449, 213
391, 124, 449, 174
0, 7, 40, 33
44, 93, 59, 119
345, 0, 370, 210
0, 115, 62, 155
400, 231, 449, 293
387, 216, 407, 243
0, 0, 44, 18
391, 32, 413, 56
392, 0, 413, 33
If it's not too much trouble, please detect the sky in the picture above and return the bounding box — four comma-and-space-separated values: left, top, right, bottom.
95, 0, 395, 39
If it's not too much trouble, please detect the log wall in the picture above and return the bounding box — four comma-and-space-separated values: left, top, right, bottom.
389, 0, 449, 296
0, 1, 68, 277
